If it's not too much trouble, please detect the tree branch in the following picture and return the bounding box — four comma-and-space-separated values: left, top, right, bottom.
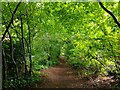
98, 0, 120, 28
2, 0, 22, 41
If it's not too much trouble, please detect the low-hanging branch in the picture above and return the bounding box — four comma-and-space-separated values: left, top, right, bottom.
98, 0, 120, 28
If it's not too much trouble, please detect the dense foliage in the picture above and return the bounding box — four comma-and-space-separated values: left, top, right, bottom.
1, 1, 120, 88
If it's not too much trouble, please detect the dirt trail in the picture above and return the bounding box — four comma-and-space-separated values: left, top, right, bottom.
33, 57, 118, 88
38, 64, 86, 88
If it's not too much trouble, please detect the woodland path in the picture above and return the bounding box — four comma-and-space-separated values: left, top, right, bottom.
32, 56, 117, 89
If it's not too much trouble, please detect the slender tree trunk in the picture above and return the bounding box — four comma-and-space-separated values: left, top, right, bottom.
0, 49, 1, 89
20, 13, 27, 75
27, 19, 32, 76
29, 39, 32, 76
2, 48, 5, 89
8, 31, 18, 78
26, 8, 32, 76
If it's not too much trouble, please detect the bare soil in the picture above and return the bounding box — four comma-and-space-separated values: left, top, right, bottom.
31, 56, 119, 89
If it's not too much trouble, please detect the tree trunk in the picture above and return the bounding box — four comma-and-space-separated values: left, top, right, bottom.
20, 13, 27, 75
28, 19, 32, 76
8, 31, 18, 78
2, 46, 5, 89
